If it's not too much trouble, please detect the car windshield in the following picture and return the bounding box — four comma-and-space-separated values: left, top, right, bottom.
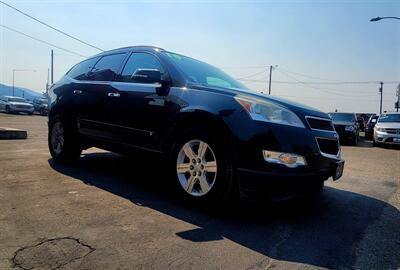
378, 114, 400, 123
330, 113, 354, 122
8, 97, 27, 103
164, 52, 247, 89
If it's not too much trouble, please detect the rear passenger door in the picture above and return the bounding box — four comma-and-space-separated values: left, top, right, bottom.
74, 53, 127, 139
105, 52, 170, 150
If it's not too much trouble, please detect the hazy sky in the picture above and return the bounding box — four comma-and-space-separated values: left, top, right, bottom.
1, 0, 399, 113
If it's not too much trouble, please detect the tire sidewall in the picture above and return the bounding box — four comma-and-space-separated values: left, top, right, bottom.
48, 116, 81, 162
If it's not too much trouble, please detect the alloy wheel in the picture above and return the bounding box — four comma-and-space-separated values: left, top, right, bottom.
176, 140, 217, 196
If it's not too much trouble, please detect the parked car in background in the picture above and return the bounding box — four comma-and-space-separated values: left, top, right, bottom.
365, 115, 379, 140
356, 116, 366, 131
373, 113, 400, 146
0, 96, 34, 115
33, 97, 49, 115
329, 112, 360, 145
47, 46, 344, 204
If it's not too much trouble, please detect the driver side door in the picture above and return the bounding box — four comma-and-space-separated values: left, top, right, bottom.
105, 52, 170, 151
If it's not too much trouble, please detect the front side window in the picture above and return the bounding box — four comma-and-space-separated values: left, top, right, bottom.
119, 52, 165, 83
87, 53, 127, 81
67, 57, 100, 80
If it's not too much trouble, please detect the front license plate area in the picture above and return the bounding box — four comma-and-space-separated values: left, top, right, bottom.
393, 138, 400, 143
332, 160, 344, 181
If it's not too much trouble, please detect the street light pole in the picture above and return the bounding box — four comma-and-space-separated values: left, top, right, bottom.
379, 81, 383, 115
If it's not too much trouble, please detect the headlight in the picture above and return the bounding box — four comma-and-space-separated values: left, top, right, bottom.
234, 96, 305, 128
345, 125, 355, 131
376, 127, 386, 132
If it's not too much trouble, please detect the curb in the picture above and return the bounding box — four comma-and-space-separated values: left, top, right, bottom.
0, 127, 27, 140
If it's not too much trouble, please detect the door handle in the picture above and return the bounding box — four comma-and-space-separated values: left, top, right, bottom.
107, 92, 120, 97
73, 90, 82, 94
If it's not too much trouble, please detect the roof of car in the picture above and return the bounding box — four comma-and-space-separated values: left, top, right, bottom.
92, 46, 165, 58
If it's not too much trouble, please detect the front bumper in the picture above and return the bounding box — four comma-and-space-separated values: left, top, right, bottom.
229, 119, 344, 199
336, 130, 357, 142
374, 131, 400, 144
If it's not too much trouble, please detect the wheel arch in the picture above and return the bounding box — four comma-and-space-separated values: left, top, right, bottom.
162, 109, 237, 160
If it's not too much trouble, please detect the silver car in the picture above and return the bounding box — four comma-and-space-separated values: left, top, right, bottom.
0, 96, 34, 115
373, 113, 400, 145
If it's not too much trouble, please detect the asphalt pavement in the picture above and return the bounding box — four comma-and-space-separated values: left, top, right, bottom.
0, 114, 399, 270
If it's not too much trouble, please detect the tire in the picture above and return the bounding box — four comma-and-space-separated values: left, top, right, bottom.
169, 127, 238, 205
5, 106, 10, 114
48, 117, 82, 162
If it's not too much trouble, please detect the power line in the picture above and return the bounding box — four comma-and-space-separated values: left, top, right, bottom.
235, 70, 266, 80
0, 24, 88, 58
274, 68, 380, 97
239, 79, 400, 85
277, 66, 344, 82
0, 0, 104, 52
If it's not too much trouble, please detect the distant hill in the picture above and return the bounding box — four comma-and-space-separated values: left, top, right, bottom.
0, 84, 43, 101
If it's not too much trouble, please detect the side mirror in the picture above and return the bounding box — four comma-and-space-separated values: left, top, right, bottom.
131, 69, 162, 84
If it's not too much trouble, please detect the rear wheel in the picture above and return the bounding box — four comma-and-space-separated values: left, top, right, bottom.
169, 128, 237, 205
48, 117, 82, 162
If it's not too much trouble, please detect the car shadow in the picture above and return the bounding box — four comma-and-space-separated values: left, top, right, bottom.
48, 151, 400, 269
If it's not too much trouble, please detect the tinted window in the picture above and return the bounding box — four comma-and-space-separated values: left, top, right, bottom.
120, 53, 165, 83
87, 53, 126, 81
67, 57, 100, 80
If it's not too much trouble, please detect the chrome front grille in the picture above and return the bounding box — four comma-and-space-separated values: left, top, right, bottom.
386, 128, 400, 134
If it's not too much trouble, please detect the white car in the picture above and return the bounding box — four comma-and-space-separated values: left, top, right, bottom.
373, 112, 400, 145
0, 96, 34, 115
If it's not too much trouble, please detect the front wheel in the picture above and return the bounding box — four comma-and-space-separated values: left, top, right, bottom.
48, 118, 82, 162
169, 128, 237, 205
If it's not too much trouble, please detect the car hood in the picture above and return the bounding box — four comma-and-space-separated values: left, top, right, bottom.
190, 84, 330, 119
332, 121, 354, 126
9, 102, 33, 106
375, 122, 400, 129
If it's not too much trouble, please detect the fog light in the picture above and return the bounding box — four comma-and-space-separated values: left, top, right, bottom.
263, 150, 306, 168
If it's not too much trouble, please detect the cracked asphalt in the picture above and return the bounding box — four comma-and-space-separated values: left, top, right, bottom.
0, 114, 399, 270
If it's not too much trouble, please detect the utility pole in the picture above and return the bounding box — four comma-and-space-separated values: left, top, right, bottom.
268, 65, 277, 95
396, 83, 400, 112
51, 49, 54, 84
268, 66, 273, 95
379, 81, 383, 115
12, 70, 15, 96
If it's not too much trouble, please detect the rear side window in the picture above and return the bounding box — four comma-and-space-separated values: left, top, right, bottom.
87, 53, 126, 81
67, 57, 100, 80
119, 53, 165, 83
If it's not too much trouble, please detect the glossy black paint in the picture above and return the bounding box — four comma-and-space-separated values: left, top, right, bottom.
49, 46, 343, 195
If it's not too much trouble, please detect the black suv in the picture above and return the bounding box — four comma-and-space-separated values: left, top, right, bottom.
329, 112, 360, 145
48, 46, 344, 203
